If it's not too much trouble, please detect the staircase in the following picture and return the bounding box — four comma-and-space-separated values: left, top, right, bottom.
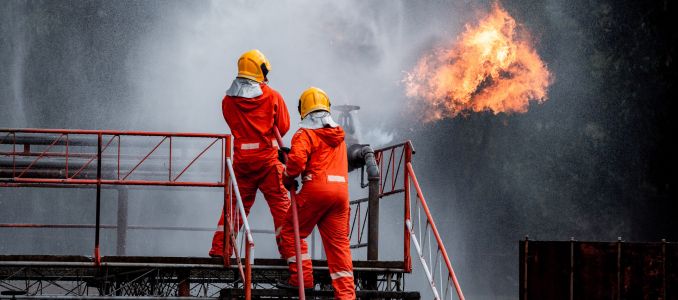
220, 259, 419, 299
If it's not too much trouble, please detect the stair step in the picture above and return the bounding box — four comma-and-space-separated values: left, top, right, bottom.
220, 288, 420, 299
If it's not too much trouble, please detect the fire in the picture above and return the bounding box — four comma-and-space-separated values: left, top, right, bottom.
404, 3, 552, 121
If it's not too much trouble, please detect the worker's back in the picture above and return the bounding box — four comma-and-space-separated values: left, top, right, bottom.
287, 126, 348, 186
222, 81, 290, 172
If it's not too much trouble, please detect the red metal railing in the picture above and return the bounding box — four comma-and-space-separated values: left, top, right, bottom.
348, 141, 414, 270
406, 162, 465, 300
0, 128, 255, 299
225, 157, 255, 299
1, 128, 229, 186
346, 140, 463, 298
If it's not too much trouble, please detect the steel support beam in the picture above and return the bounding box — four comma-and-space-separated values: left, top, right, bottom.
116, 188, 128, 256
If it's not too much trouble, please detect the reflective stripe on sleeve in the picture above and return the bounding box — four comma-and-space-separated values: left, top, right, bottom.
327, 175, 346, 182
216, 225, 224, 232
330, 270, 354, 280
302, 174, 313, 181
275, 226, 282, 237
240, 143, 260, 150
286, 253, 312, 263
272, 139, 279, 148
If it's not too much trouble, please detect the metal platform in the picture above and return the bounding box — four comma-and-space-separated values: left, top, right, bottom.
0, 255, 416, 299
2, 130, 462, 299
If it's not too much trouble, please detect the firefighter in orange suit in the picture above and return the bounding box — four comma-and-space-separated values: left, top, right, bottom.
278, 87, 355, 299
209, 49, 294, 258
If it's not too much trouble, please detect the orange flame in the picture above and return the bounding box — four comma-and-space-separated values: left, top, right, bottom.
404, 3, 552, 121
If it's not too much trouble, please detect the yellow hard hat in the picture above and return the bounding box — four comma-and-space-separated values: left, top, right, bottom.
237, 49, 271, 82
298, 87, 331, 119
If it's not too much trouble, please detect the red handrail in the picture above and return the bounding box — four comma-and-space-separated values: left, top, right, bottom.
2, 128, 229, 138
225, 157, 254, 299
407, 162, 465, 300
371, 142, 413, 272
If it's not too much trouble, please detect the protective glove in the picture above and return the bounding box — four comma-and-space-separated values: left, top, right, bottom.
283, 176, 299, 191
278, 147, 291, 164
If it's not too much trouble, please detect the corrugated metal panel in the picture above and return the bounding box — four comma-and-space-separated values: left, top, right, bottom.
574, 242, 618, 299
520, 240, 676, 299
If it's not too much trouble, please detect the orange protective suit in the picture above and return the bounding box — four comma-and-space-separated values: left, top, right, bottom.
279, 126, 355, 299
209, 82, 293, 258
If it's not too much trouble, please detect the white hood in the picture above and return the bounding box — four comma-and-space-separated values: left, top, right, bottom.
225, 77, 263, 98
299, 111, 339, 129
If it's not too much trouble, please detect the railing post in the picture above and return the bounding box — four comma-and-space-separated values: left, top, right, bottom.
223, 137, 231, 267
404, 142, 412, 272
367, 178, 380, 261
178, 269, 190, 296
116, 187, 128, 256
94, 132, 102, 265
245, 237, 252, 300
12, 132, 16, 177
364, 176, 380, 291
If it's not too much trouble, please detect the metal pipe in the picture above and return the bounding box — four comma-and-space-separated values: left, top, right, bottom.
347, 144, 380, 262
94, 133, 102, 266
0, 156, 188, 171
0, 182, 227, 192
0, 135, 97, 146
347, 144, 379, 179
365, 176, 379, 293
15, 134, 64, 178
116, 188, 128, 256
367, 179, 380, 261
7, 178, 226, 187
0, 296, 215, 300
0, 223, 274, 233
1, 169, 216, 183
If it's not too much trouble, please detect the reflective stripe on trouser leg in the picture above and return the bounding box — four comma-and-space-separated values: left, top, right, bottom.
286, 253, 312, 263
330, 270, 353, 280
330, 270, 356, 300
209, 212, 225, 256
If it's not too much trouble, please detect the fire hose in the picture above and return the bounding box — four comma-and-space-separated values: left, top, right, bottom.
273, 127, 306, 300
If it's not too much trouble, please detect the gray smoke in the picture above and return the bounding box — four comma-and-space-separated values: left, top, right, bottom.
4, 1, 668, 299
1, 1, 469, 298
